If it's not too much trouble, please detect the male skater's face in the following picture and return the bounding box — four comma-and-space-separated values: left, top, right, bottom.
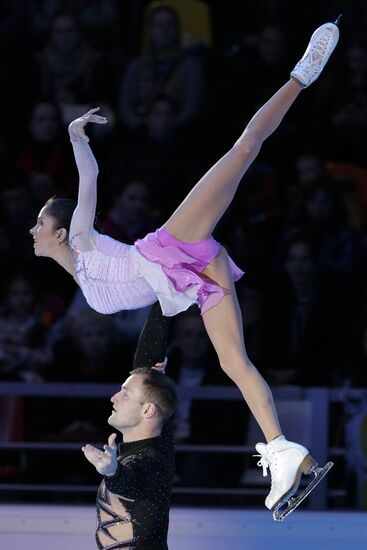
108, 374, 147, 431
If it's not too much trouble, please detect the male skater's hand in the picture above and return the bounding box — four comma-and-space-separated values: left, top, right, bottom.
152, 356, 168, 374
82, 433, 118, 476
68, 107, 107, 142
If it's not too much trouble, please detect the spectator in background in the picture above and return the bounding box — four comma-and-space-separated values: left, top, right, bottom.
295, 151, 325, 187
0, 227, 13, 287
48, 309, 127, 383
33, 11, 115, 113
283, 178, 359, 285
15, 101, 74, 203
262, 234, 351, 386
0, 275, 53, 382
218, 23, 292, 140
328, 41, 367, 164
113, 305, 152, 358
28, 1, 121, 52
0, 177, 37, 266
284, 151, 325, 213
249, 24, 291, 102
325, 162, 367, 229
63, 298, 152, 370
118, 4, 205, 131
101, 180, 157, 244
116, 95, 191, 215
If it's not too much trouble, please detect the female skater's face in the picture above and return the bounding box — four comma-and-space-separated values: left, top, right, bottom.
29, 206, 62, 257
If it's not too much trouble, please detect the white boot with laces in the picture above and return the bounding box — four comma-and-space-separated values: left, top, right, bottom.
290, 20, 340, 88
255, 435, 316, 511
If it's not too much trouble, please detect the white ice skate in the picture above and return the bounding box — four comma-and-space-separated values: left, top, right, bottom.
290, 15, 341, 88
255, 435, 334, 521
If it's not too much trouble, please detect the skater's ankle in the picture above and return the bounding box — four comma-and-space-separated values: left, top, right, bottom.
267, 433, 284, 444
290, 76, 305, 90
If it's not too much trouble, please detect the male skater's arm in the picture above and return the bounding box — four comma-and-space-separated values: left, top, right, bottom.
133, 301, 174, 452
133, 301, 170, 369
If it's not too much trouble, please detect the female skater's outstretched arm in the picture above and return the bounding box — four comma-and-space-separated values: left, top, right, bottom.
68, 107, 107, 251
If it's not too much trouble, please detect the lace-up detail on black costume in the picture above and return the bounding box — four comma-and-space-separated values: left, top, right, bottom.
96, 427, 174, 549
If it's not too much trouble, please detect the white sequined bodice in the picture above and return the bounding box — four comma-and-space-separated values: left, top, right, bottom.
71, 232, 157, 314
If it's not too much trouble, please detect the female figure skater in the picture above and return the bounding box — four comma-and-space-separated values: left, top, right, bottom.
30, 21, 340, 514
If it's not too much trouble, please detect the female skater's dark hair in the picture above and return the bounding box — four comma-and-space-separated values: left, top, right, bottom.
44, 197, 76, 231
44, 197, 101, 232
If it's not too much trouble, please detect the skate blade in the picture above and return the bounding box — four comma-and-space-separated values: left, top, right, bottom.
272, 461, 334, 522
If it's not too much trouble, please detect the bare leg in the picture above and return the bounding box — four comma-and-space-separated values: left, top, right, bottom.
202, 248, 281, 442
164, 79, 302, 242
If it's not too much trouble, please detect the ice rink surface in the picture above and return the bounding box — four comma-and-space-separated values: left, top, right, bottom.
0, 505, 366, 550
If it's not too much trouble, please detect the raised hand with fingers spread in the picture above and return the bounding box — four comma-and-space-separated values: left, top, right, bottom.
68, 107, 107, 143
82, 433, 117, 476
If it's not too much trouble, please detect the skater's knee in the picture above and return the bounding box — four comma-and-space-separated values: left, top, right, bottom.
234, 130, 262, 159
219, 353, 253, 381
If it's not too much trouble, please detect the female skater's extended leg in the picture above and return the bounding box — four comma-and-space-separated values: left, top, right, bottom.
202, 248, 281, 442
203, 249, 328, 513
164, 21, 339, 244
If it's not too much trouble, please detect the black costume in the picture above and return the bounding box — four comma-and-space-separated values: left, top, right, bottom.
95, 302, 174, 549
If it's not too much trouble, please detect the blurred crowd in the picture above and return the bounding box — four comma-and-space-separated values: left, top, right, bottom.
1, 0, 367, 491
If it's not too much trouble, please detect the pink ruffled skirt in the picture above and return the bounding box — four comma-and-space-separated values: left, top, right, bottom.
134, 227, 244, 315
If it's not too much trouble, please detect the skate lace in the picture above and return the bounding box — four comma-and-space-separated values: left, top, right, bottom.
254, 450, 271, 477
307, 31, 333, 62
254, 448, 279, 487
